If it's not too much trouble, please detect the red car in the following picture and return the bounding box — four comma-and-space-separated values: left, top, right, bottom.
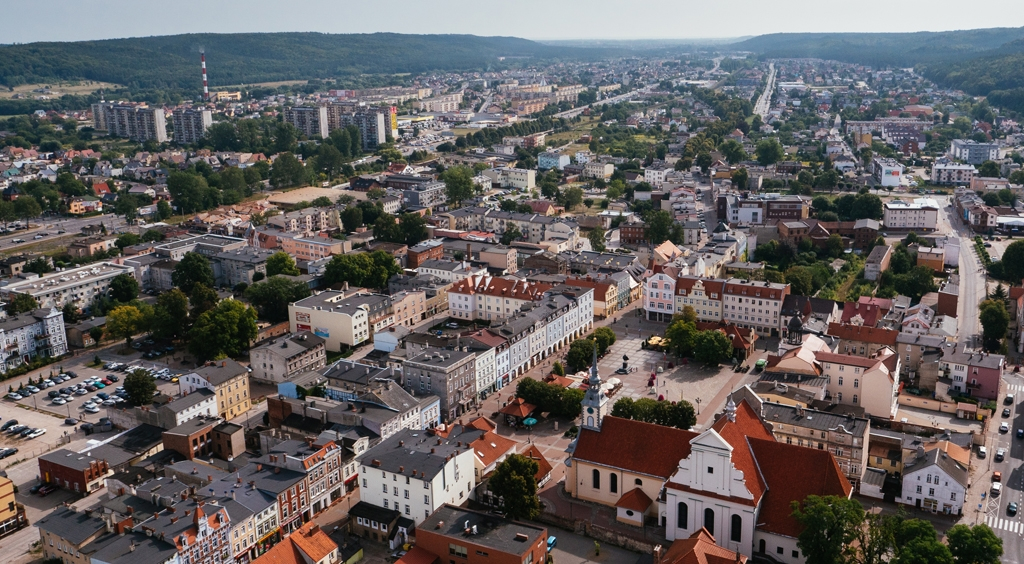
37, 484, 58, 496
100, 379, 112, 386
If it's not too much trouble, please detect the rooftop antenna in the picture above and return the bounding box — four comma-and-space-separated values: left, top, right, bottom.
200, 49, 210, 102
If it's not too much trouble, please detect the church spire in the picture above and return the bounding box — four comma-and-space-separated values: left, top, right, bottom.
589, 344, 600, 386
581, 341, 609, 431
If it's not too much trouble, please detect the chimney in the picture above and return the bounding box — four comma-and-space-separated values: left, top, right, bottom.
653, 545, 663, 564
256, 464, 263, 472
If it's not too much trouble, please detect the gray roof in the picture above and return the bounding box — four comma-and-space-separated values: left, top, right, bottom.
163, 388, 216, 413
0, 308, 58, 332
323, 359, 391, 387
101, 494, 161, 523
35, 507, 106, 545
214, 496, 255, 525
903, 448, 969, 487
83, 444, 136, 468
85, 531, 178, 564
223, 460, 305, 495
405, 348, 476, 370
251, 331, 325, 360
896, 333, 947, 348
164, 417, 217, 437
358, 428, 484, 480
940, 343, 1005, 369
866, 245, 891, 263
420, 505, 546, 555
192, 359, 248, 386
348, 501, 401, 524
862, 467, 887, 487
216, 249, 275, 264
40, 448, 106, 471
760, 402, 869, 437
108, 423, 166, 454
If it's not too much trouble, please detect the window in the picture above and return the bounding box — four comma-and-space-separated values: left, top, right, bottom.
838, 376, 843, 386
635, 478, 642, 486
777, 547, 784, 555
854, 379, 859, 388
916, 486, 922, 494
609, 473, 618, 494
704, 508, 715, 536
707, 466, 714, 474
592, 469, 600, 489
730, 514, 742, 542
951, 492, 957, 501
677, 502, 688, 529
853, 395, 858, 405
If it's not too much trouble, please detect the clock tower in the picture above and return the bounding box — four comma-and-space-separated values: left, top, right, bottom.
580, 345, 609, 430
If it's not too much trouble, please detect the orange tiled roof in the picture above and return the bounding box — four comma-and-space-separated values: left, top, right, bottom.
470, 431, 518, 468
660, 528, 748, 564
573, 416, 697, 479
289, 522, 338, 563
520, 444, 553, 483
615, 487, 654, 511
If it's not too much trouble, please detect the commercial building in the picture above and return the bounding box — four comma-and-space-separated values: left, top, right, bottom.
289, 291, 371, 350
250, 332, 327, 384
404, 349, 477, 421
448, 276, 553, 321
872, 157, 904, 188
0, 262, 136, 310
357, 429, 478, 524
179, 359, 252, 419
172, 108, 213, 145
482, 167, 536, 190
949, 139, 999, 165
415, 505, 548, 564
284, 106, 329, 139
883, 198, 939, 231
38, 449, 111, 494
538, 152, 570, 170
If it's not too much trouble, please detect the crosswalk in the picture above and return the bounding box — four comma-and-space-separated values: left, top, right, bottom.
1006, 384, 1024, 393
985, 515, 1023, 534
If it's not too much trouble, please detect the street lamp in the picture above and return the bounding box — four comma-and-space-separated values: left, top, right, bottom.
696, 397, 702, 415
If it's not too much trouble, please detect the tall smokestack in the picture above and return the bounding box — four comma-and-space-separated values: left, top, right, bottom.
200, 50, 209, 102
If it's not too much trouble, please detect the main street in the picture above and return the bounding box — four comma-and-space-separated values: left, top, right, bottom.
979, 377, 1024, 563
753, 62, 776, 119
935, 196, 985, 347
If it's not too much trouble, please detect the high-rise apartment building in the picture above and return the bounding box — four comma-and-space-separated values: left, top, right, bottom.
283, 106, 329, 139
172, 108, 213, 145
94, 103, 168, 142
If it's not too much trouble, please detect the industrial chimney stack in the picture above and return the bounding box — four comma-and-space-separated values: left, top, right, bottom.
200, 50, 210, 102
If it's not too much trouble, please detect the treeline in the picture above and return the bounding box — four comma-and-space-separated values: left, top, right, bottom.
0, 33, 610, 94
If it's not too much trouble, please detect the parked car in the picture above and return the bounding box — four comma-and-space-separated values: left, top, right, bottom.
0, 447, 17, 459
0, 420, 17, 431
992, 482, 1002, 495
52, 397, 66, 405
994, 471, 1002, 482
18, 427, 35, 437
107, 375, 119, 382
5, 393, 21, 400
996, 448, 1006, 462
1000, 422, 1009, 433
37, 484, 58, 496
26, 428, 46, 439
6, 425, 26, 435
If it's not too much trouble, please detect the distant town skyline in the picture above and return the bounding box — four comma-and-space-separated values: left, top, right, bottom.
5, 0, 1024, 44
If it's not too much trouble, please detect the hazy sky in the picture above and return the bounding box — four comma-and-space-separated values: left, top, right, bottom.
6, 0, 1024, 44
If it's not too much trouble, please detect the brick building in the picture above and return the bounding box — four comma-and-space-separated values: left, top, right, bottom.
38, 449, 111, 494
412, 505, 547, 564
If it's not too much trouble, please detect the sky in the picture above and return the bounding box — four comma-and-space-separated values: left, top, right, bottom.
6, 0, 1024, 44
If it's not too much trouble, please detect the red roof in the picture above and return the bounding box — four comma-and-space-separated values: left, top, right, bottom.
746, 437, 852, 537
499, 397, 536, 418
449, 276, 553, 300
676, 276, 725, 296
573, 416, 697, 478
827, 323, 899, 347
470, 431, 518, 468
520, 444, 553, 483
396, 546, 440, 564
814, 351, 885, 369
840, 302, 882, 326
708, 400, 773, 504
661, 528, 748, 564
615, 487, 654, 511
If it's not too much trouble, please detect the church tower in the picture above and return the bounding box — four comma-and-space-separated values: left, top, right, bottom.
580, 345, 609, 430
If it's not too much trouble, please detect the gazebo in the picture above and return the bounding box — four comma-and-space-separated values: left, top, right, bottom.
498, 397, 537, 426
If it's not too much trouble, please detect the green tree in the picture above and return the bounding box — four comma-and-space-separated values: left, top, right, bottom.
266, 251, 300, 277
610, 397, 696, 429
826, 234, 845, 258
588, 227, 607, 252
167, 171, 215, 215
172, 252, 215, 294
695, 151, 713, 173
732, 167, 749, 190
14, 196, 42, 220
123, 368, 157, 406
373, 213, 403, 244
998, 240, 1024, 283
560, 186, 584, 210
792, 495, 865, 564
946, 523, 1002, 564
189, 283, 220, 322
978, 160, 1001, 178
644, 210, 674, 245
108, 273, 139, 302
399, 212, 429, 246
323, 251, 401, 289
755, 138, 785, 166
718, 139, 747, 164
188, 299, 258, 362
665, 319, 697, 357
107, 305, 146, 349
786, 266, 815, 296
500, 224, 523, 246
552, 361, 565, 377
340, 206, 363, 232
151, 288, 190, 340
566, 339, 596, 372
156, 199, 173, 220
592, 327, 617, 356
894, 519, 953, 564
141, 229, 165, 243
979, 299, 1010, 351
7, 293, 38, 315
693, 330, 732, 365
488, 454, 541, 521
851, 193, 884, 220
244, 277, 312, 322
270, 152, 307, 189
0, 200, 15, 230
443, 166, 475, 207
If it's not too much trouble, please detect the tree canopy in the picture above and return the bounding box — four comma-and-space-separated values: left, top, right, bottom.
488, 454, 541, 521
172, 252, 215, 294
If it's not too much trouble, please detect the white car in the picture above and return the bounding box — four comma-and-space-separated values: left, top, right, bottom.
6, 393, 22, 400
1000, 422, 1010, 433
84, 405, 100, 414
82, 401, 96, 409
102, 399, 116, 406
52, 398, 66, 405
26, 428, 45, 439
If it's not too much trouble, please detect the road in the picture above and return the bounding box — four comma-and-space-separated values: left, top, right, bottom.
753, 63, 776, 120
980, 381, 1024, 563
936, 197, 984, 347
0, 213, 126, 255
553, 85, 651, 119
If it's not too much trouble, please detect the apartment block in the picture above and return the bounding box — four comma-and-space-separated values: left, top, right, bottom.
949, 139, 999, 165
931, 161, 977, 185
250, 331, 327, 384
172, 108, 213, 145
96, 103, 168, 142
284, 106, 329, 139
0, 262, 136, 310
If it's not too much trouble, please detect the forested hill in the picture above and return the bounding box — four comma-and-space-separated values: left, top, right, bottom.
732, 28, 1024, 68
0, 32, 609, 90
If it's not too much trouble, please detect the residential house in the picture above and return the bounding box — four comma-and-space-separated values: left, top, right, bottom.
901, 448, 968, 515
179, 359, 252, 419
250, 332, 327, 384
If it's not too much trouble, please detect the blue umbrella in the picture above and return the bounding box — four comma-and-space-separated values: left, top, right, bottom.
522, 417, 538, 426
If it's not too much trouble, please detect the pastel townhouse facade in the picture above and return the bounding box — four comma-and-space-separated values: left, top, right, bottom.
817, 348, 901, 419
939, 344, 1004, 401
